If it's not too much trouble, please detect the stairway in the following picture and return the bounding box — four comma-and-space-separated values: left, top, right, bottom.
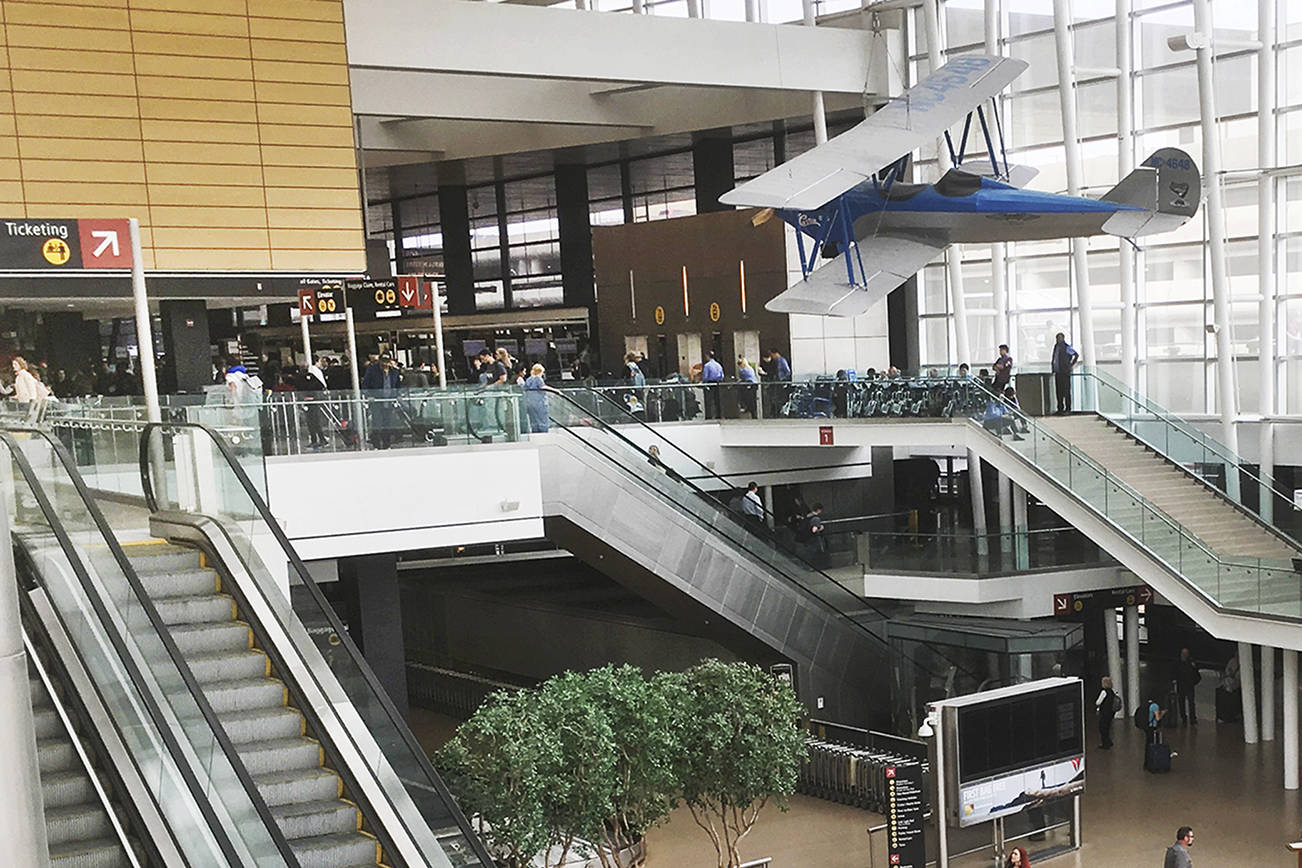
120, 541, 387, 868
30, 658, 137, 868
1042, 415, 1298, 562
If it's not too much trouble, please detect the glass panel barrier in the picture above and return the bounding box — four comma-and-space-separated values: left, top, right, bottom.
138, 422, 492, 868
1, 427, 296, 868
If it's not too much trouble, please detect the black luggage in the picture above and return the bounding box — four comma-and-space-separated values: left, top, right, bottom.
1163, 681, 1180, 729
1216, 686, 1241, 723
1145, 741, 1172, 773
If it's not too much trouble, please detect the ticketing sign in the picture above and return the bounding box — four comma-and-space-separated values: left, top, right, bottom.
0, 218, 132, 270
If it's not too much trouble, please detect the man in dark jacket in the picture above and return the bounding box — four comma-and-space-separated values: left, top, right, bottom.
1174, 648, 1201, 725
362, 354, 401, 449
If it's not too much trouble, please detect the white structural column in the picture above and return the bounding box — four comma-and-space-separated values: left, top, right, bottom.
1104, 607, 1125, 716
1124, 605, 1140, 714
1262, 646, 1276, 742
924, 0, 970, 366
802, 0, 828, 144
1284, 650, 1298, 790
1053, 0, 1095, 367
1012, 483, 1029, 570
1192, 0, 1242, 483
985, 0, 1009, 351
1258, 0, 1277, 522
744, 0, 757, 21
968, 449, 989, 557
1116, 0, 1137, 388
129, 218, 161, 425
1240, 642, 1259, 744
300, 312, 313, 367
997, 471, 1013, 571
0, 481, 52, 868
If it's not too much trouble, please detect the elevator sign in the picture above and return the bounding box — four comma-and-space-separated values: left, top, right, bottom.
0, 218, 132, 270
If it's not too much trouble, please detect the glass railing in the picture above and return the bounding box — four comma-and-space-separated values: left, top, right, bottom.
824, 526, 1109, 576
962, 384, 1302, 618
0, 426, 298, 867
138, 421, 493, 868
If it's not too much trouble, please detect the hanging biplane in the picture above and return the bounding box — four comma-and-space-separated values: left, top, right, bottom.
720, 54, 1201, 317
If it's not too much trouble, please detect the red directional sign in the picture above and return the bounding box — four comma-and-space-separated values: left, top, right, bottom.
416, 278, 433, 309
77, 219, 132, 269
818, 425, 834, 446
1137, 586, 1153, 605
1053, 593, 1070, 615
298, 289, 316, 317
397, 275, 420, 308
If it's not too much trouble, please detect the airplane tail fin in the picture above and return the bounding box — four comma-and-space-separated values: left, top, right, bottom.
1100, 147, 1200, 238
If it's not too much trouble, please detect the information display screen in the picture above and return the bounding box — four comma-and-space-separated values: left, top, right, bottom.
957, 682, 1083, 785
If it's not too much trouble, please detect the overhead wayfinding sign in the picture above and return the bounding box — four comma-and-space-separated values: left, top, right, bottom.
347, 277, 402, 319
885, 762, 925, 868
297, 277, 347, 323
1, 218, 133, 270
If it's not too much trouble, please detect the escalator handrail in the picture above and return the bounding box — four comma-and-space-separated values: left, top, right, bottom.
539, 388, 987, 685
135, 420, 497, 868
4, 426, 305, 868
0, 429, 261, 868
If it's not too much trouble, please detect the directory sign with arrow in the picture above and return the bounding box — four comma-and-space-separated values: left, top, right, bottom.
0, 217, 132, 270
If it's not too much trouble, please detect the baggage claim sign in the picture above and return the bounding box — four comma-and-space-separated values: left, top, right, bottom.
0, 219, 133, 269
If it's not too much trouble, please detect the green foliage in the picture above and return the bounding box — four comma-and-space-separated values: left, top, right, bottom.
436, 660, 805, 868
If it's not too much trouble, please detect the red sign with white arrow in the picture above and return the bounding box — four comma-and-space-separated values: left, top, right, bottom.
77, 219, 132, 269
298, 289, 316, 318
397, 275, 420, 308
1053, 593, 1070, 615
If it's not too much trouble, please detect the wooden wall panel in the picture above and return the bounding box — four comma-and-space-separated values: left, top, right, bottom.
0, 0, 363, 273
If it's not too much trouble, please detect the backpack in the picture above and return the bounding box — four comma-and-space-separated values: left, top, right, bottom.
1133, 704, 1149, 730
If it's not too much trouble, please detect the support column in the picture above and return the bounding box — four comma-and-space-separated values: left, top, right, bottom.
996, 471, 1013, 571
337, 554, 409, 719
1192, 0, 1241, 496
1012, 483, 1029, 571
985, 0, 1008, 353
1263, 646, 1276, 742
1116, 0, 1137, 388
389, 193, 406, 276
1104, 607, 1125, 716
1015, 655, 1033, 683
691, 128, 735, 215
555, 162, 596, 311
436, 172, 475, 316
1284, 649, 1298, 790
159, 300, 212, 392
802, 0, 826, 142
494, 175, 513, 310
1240, 642, 1259, 745
1053, 0, 1095, 367
1124, 605, 1140, 715
967, 449, 988, 558
1258, 0, 1278, 522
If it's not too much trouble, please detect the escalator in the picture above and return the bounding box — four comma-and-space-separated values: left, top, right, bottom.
3, 423, 493, 868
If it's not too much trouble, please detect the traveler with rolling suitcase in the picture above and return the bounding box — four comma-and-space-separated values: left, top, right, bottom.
1137, 698, 1172, 772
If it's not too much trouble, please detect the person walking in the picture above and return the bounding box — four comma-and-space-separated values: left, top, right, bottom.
1174, 648, 1201, 726
992, 344, 1014, 392
300, 357, 328, 449
740, 481, 765, 528
1050, 332, 1080, 414
1096, 676, 1119, 749
361, 353, 401, 449
701, 351, 724, 419
1163, 826, 1195, 868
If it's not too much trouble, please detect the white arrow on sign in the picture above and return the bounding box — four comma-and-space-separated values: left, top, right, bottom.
91, 230, 120, 258
400, 286, 416, 302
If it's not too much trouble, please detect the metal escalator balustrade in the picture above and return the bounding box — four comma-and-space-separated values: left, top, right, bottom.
961, 383, 1302, 619
1, 425, 300, 867
136, 421, 493, 868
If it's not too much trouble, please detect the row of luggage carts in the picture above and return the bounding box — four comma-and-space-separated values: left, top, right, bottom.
779, 377, 985, 420
799, 736, 928, 813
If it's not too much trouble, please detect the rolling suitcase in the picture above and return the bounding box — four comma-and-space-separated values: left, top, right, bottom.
1145, 730, 1172, 773
1216, 686, 1241, 723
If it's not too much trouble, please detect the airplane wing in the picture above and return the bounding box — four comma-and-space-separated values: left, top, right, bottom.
766, 233, 947, 317
720, 54, 1028, 211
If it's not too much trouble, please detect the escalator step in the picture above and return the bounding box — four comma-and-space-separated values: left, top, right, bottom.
152, 593, 237, 627
187, 648, 270, 683
236, 736, 323, 776
200, 677, 285, 714
37, 738, 77, 774
44, 803, 114, 847
270, 798, 363, 839
220, 707, 306, 744
42, 770, 97, 810
254, 768, 344, 808
48, 838, 131, 868
121, 546, 204, 575
136, 568, 220, 599
33, 706, 63, 739
168, 621, 253, 656
289, 831, 382, 868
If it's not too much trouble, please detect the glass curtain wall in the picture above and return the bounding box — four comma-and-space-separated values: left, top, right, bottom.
915, 0, 1302, 415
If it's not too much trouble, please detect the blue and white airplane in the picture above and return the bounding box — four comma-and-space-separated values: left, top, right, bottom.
721, 54, 1200, 317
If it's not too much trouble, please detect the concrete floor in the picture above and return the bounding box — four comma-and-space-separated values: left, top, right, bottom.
412, 702, 1302, 867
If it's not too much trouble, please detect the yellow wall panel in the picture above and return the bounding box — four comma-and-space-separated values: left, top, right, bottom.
268, 228, 359, 248
254, 0, 343, 23
265, 186, 358, 210
266, 207, 360, 230
4, 3, 130, 30
250, 38, 346, 64
19, 138, 143, 162
0, 157, 21, 180
145, 162, 265, 187
132, 54, 252, 81
0, 69, 10, 91
24, 204, 152, 221
6, 25, 133, 52
15, 115, 141, 140
151, 227, 271, 248
271, 249, 365, 271
149, 205, 268, 228
252, 59, 348, 85
128, 9, 249, 37
6, 47, 136, 75
248, 17, 343, 44
11, 70, 136, 97
0, 183, 24, 201
257, 123, 353, 147
22, 160, 145, 183
136, 75, 255, 102
129, 0, 245, 15
150, 184, 267, 207
255, 81, 350, 107
144, 141, 262, 165
255, 103, 352, 127
260, 145, 355, 168
138, 97, 257, 123
0, 116, 16, 137
22, 181, 148, 205
13, 92, 139, 118
263, 166, 357, 189
131, 31, 250, 60
139, 119, 260, 145
154, 248, 272, 270
0, 138, 16, 159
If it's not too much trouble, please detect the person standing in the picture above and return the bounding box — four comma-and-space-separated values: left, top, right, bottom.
1003, 846, 1031, 868
760, 348, 790, 417
701, 351, 724, 419
737, 357, 758, 418
522, 364, 549, 433
1051, 332, 1080, 415
740, 481, 765, 528
361, 353, 400, 449
992, 344, 1014, 392
1164, 827, 1195, 868
1174, 648, 1201, 726
300, 358, 328, 449
1095, 676, 1119, 749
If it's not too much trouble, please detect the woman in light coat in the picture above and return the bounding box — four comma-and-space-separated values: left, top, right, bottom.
11, 356, 46, 403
